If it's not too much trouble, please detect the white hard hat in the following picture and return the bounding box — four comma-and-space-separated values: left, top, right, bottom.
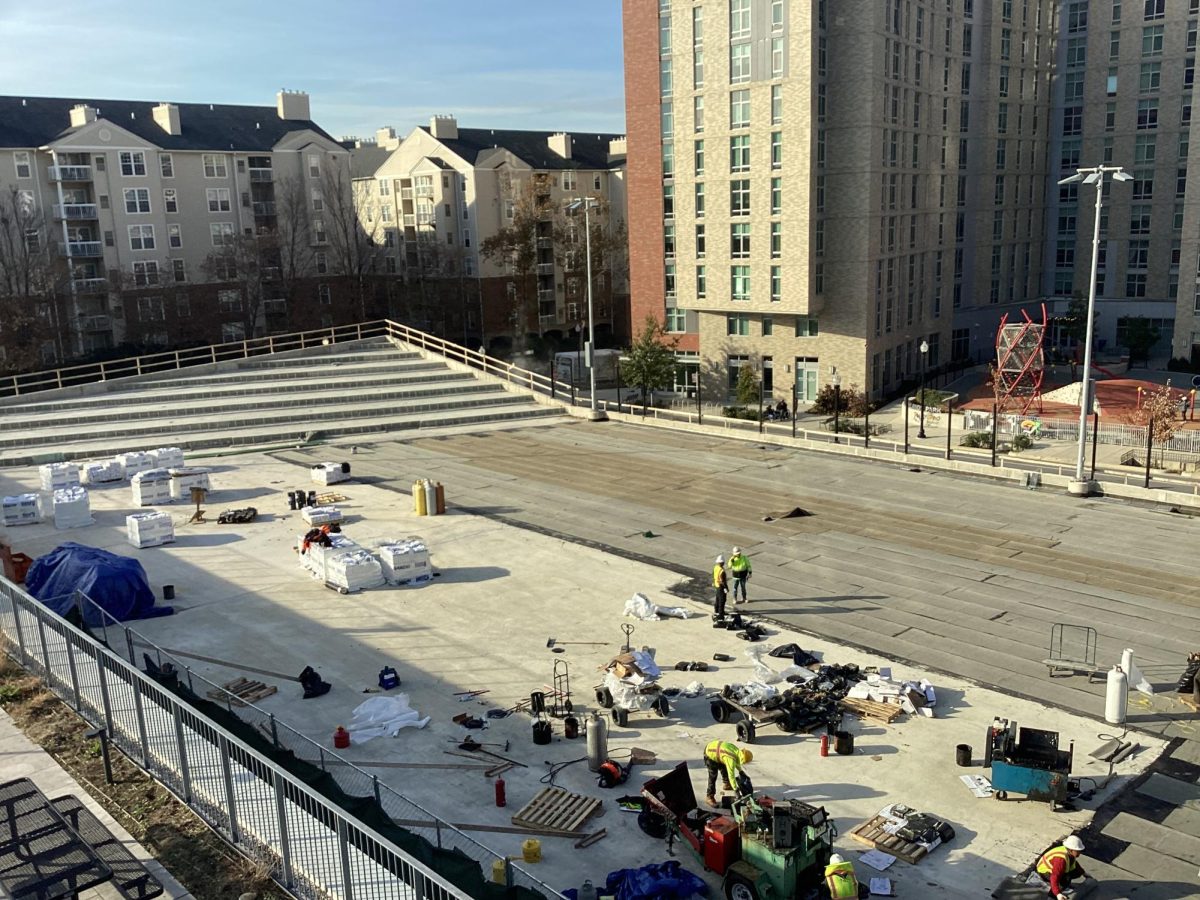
715, 555, 724, 564
1063, 835, 1085, 852
732, 546, 742, 554
829, 853, 844, 865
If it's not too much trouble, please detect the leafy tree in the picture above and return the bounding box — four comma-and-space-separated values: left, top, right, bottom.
809, 383, 874, 417
1127, 381, 1183, 466
1062, 291, 1096, 359
735, 361, 760, 406
1120, 316, 1160, 367
621, 315, 677, 396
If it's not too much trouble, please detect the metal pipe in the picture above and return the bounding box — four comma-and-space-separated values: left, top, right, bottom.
1144, 418, 1153, 489
1090, 410, 1099, 480
904, 397, 910, 454
991, 403, 998, 467
945, 398, 953, 460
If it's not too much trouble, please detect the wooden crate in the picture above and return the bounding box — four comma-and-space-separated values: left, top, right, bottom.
512, 787, 601, 834
848, 814, 928, 865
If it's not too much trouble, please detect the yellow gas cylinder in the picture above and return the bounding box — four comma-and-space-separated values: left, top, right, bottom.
413, 479, 427, 516
521, 838, 541, 863
491, 858, 507, 884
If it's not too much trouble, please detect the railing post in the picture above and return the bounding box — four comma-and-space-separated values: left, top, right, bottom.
135, 357, 142, 376
337, 818, 356, 900
1144, 422, 1153, 489
218, 734, 240, 842
991, 403, 998, 467
211, 346, 217, 364
131, 679, 150, 766
903, 397, 910, 454
93, 644, 114, 734
945, 398, 954, 460
65, 635, 82, 711
269, 713, 279, 748
35, 616, 52, 681
174, 706, 193, 803
550, 361, 556, 399
56, 371, 63, 390
273, 775, 295, 887
373, 775, 382, 807
125, 628, 136, 666
1090, 410, 1099, 481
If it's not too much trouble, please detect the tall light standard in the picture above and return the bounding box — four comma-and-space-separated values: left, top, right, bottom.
917, 339, 929, 439
832, 369, 842, 444
1057, 164, 1131, 495
568, 198, 606, 420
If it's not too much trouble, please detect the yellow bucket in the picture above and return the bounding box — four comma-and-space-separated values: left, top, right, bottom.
521, 838, 541, 863
491, 858, 507, 884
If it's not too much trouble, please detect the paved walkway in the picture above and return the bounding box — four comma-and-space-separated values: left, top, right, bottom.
0, 708, 191, 900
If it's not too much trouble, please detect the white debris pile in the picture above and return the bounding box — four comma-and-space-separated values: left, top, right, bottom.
746, 644, 783, 684
348, 695, 430, 744
846, 669, 937, 717
624, 592, 691, 620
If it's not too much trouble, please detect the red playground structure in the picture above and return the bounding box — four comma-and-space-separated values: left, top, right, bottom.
994, 304, 1047, 415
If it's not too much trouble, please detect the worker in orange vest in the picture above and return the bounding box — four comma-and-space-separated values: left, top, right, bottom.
1036, 835, 1089, 899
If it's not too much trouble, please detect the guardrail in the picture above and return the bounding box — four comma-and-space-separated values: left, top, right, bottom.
0, 577, 487, 900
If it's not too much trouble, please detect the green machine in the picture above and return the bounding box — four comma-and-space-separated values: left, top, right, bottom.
723, 794, 837, 900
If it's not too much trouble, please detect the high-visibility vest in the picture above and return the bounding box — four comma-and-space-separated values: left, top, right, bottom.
730, 554, 751, 575
704, 740, 742, 782
713, 564, 726, 588
824, 861, 859, 899
1036, 846, 1077, 878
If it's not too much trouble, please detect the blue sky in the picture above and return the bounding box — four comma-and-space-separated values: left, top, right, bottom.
0, 1, 627, 139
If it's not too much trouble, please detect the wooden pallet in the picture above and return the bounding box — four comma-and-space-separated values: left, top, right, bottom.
511, 787, 601, 834
206, 677, 277, 707
316, 491, 348, 504
848, 814, 928, 864
839, 697, 904, 724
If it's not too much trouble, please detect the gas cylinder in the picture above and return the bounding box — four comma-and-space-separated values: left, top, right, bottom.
1105, 665, 1129, 725
494, 775, 507, 808
413, 479, 427, 516
579, 880, 598, 900
820, 734, 829, 757
333, 726, 350, 749
424, 480, 437, 517
435, 481, 446, 515
586, 712, 608, 772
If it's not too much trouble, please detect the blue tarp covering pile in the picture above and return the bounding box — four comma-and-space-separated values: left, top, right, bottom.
563, 861, 707, 900
25, 543, 173, 625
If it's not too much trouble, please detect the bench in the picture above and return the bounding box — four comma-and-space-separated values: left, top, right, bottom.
50, 794, 163, 900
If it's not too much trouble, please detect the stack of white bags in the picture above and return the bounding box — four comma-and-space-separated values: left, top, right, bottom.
311, 462, 350, 485
117, 451, 155, 479
82, 460, 124, 484
131, 469, 173, 506
300, 532, 385, 592
39, 463, 80, 491
44, 486, 92, 529
1, 494, 41, 527
302, 505, 343, 526
168, 467, 211, 500
151, 447, 185, 468
378, 538, 432, 585
126, 511, 175, 548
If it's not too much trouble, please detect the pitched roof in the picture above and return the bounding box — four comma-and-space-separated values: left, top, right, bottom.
0, 95, 337, 152
348, 143, 393, 178
418, 126, 624, 170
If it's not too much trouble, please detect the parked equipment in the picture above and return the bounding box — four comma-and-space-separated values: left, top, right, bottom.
986, 719, 1073, 808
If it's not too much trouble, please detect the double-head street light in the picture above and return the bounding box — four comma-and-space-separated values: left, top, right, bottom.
1056, 165, 1131, 494
568, 197, 605, 420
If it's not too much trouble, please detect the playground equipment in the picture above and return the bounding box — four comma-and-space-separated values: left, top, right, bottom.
994, 304, 1047, 415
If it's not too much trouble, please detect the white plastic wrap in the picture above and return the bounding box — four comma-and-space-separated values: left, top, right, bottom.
126, 511, 175, 548
39, 463, 80, 491
150, 447, 185, 468
311, 462, 350, 485
301, 505, 343, 526
50, 486, 93, 529
82, 460, 124, 485
168, 467, 211, 500
378, 538, 432, 585
131, 468, 172, 506
1, 494, 41, 526
746, 645, 782, 684
624, 592, 691, 620
116, 451, 155, 478
348, 695, 430, 743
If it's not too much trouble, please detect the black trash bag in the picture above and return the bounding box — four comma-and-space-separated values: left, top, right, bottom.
769, 643, 820, 667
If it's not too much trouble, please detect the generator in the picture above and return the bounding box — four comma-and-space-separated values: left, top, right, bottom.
986, 718, 1073, 808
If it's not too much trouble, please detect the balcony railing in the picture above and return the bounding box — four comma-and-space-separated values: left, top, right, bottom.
54, 204, 98, 220
537, 263, 555, 276
61, 241, 103, 258
400, 187, 413, 200
253, 201, 276, 216
79, 314, 111, 332
72, 277, 108, 294
49, 165, 92, 182
248, 169, 273, 183
403, 214, 416, 227
537, 289, 556, 303
536, 238, 554, 250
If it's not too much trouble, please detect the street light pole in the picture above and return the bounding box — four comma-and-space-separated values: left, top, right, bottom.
832, 369, 842, 444
917, 339, 929, 439
1058, 164, 1131, 494
569, 197, 605, 420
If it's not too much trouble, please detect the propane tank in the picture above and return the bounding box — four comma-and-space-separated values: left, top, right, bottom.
494, 775, 507, 808
435, 481, 446, 515
579, 880, 598, 900
413, 479, 427, 516
820, 734, 829, 757
333, 726, 350, 749
586, 712, 608, 772
1106, 665, 1129, 725
424, 480, 437, 517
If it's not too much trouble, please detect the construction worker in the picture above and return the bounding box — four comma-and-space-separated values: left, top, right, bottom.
712, 555, 728, 618
1036, 834, 1089, 899
823, 854, 861, 899
703, 739, 752, 806
729, 547, 752, 603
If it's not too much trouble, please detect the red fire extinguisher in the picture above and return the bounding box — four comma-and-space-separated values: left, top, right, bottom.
494, 775, 507, 808
820, 734, 829, 757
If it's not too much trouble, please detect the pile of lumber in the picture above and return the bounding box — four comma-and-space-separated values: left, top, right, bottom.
839, 696, 903, 724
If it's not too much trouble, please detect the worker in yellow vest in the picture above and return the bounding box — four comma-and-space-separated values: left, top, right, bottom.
1036, 835, 1089, 899
712, 555, 728, 618
823, 854, 861, 899
703, 739, 752, 807
729, 547, 752, 603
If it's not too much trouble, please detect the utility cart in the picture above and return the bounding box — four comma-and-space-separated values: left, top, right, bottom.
986, 719, 1073, 809
710, 685, 840, 744
595, 681, 670, 727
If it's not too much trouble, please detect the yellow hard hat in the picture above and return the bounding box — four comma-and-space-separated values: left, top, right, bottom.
739, 748, 753, 765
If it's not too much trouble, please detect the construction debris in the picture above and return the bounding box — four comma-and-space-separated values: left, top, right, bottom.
512, 787, 602, 834
205, 678, 277, 707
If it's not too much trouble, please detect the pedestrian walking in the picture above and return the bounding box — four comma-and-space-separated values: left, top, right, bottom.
729, 547, 752, 603
1180, 395, 1190, 421
712, 555, 728, 619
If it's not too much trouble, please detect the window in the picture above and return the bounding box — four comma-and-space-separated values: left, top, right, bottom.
123, 188, 150, 213
661, 58, 673, 96
730, 179, 750, 215
770, 266, 781, 302
662, 142, 675, 177
697, 264, 707, 297
659, 8, 671, 53
730, 0, 750, 39
1065, 71, 1085, 102
128, 224, 155, 250
771, 84, 783, 124
206, 188, 232, 212
214, 290, 242, 313
172, 259, 186, 283
727, 314, 750, 336
202, 153, 228, 178
730, 135, 750, 173
662, 100, 674, 136
311, 188, 324, 212
168, 223, 182, 248
131, 260, 159, 287
731, 223, 750, 258
562, 170, 577, 191
666, 308, 687, 333
771, 131, 782, 169
308, 154, 321, 178
1141, 62, 1162, 92
137, 296, 164, 322
762, 317, 774, 336
771, 37, 784, 77
663, 183, 675, 218
1138, 99, 1159, 129
771, 221, 781, 258
731, 265, 750, 300
1135, 134, 1156, 165
1062, 107, 1083, 135
119, 151, 146, 176
730, 90, 750, 129
694, 139, 705, 176
693, 223, 705, 258
695, 182, 705, 216
664, 224, 676, 258
13, 151, 31, 178
318, 284, 332, 304
1111, 30, 1121, 60
771, 0, 783, 30
210, 222, 234, 247
314, 219, 327, 244
795, 316, 818, 337
693, 95, 704, 133
665, 263, 676, 296
1067, 2, 1087, 32
1145, 0, 1165, 19
1130, 204, 1153, 233
694, 47, 705, 88
1143, 25, 1164, 56
730, 43, 751, 83
770, 177, 782, 215
163, 188, 178, 214
221, 322, 246, 343
159, 154, 173, 178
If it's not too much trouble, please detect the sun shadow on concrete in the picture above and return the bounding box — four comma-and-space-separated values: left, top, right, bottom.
430, 566, 510, 584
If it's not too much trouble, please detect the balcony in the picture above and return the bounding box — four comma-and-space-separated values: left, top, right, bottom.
536, 237, 553, 250
262, 266, 281, 281
400, 187, 413, 200
253, 201, 276, 216
60, 241, 103, 258
537, 289, 556, 304
54, 203, 98, 220
72, 277, 108, 294
537, 263, 555, 276
49, 165, 92, 182
79, 314, 111, 332
248, 169, 274, 183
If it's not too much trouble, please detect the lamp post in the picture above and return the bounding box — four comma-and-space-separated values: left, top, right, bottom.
568, 197, 605, 420
832, 369, 842, 444
1058, 164, 1131, 495
917, 339, 929, 439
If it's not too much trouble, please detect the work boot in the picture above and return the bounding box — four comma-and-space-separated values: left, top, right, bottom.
705, 794, 717, 807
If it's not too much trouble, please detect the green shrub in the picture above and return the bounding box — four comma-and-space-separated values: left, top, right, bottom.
809, 383, 876, 416
913, 388, 953, 410
1011, 433, 1034, 452
722, 405, 762, 421
960, 431, 994, 449
825, 418, 890, 436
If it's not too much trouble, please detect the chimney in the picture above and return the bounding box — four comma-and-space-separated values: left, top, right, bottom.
276, 89, 311, 121
548, 132, 572, 159
69, 104, 98, 128
607, 136, 628, 162
430, 115, 458, 140
375, 126, 401, 150
152, 102, 181, 136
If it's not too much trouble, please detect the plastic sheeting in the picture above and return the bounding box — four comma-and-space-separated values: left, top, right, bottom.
624, 592, 691, 620
600, 861, 708, 900
348, 695, 430, 743
25, 543, 173, 625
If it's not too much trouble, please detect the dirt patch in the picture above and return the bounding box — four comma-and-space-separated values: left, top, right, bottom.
0, 656, 288, 900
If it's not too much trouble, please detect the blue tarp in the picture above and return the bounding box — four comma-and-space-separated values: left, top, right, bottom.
25, 543, 173, 626
563, 861, 708, 900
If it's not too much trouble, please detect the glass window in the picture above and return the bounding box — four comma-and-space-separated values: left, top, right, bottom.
731, 222, 750, 258
730, 135, 750, 172
771, 85, 783, 124
730, 266, 750, 301
730, 43, 751, 83
730, 179, 750, 215
730, 90, 750, 128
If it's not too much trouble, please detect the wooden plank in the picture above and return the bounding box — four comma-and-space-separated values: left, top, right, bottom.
323, 759, 490, 771
848, 814, 927, 865
839, 697, 903, 724
512, 787, 601, 834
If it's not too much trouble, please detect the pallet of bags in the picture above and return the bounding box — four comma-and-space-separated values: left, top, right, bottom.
151, 447, 185, 468
1, 494, 41, 527
301, 505, 343, 526
126, 512, 175, 548
378, 538, 432, 585
131, 469, 173, 506
326, 549, 386, 592
311, 462, 351, 485
39, 463, 80, 491
116, 451, 155, 479
81, 459, 124, 485
299, 531, 358, 581
44, 487, 93, 529
169, 467, 211, 500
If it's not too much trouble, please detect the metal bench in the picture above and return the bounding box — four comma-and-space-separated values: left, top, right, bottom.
50, 794, 163, 900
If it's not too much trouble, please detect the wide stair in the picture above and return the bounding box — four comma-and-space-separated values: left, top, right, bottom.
0, 338, 564, 465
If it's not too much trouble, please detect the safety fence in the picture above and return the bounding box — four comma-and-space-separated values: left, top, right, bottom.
962, 409, 1200, 455
0, 578, 562, 900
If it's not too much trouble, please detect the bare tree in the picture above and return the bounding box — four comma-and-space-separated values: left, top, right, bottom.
559, 196, 628, 341
263, 174, 316, 332
0, 185, 67, 370
327, 162, 390, 321
200, 232, 274, 339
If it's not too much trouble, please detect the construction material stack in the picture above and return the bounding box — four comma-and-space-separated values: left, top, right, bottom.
311, 462, 350, 485
168, 468, 211, 500
39, 463, 80, 492
126, 512, 176, 549
81, 460, 124, 485
1, 494, 41, 527
131, 469, 173, 506
378, 538, 432, 585
302, 505, 343, 527
46, 487, 92, 529
151, 447, 185, 468
117, 451, 155, 479
300, 532, 385, 592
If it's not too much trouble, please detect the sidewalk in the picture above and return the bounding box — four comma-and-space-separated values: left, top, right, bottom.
0, 708, 191, 900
